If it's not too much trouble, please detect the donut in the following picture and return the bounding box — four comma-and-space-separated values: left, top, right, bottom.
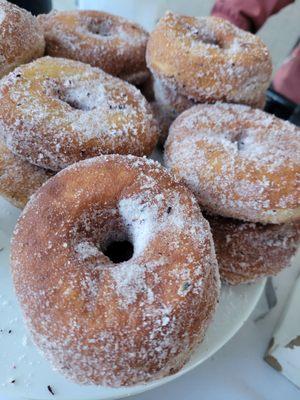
164, 103, 300, 224
11, 155, 220, 387
0, 0, 45, 78
0, 56, 158, 172
146, 12, 272, 107
38, 10, 149, 85
207, 214, 300, 285
0, 137, 52, 209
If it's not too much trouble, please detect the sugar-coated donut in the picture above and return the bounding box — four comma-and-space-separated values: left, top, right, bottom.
0, 57, 158, 172
38, 10, 149, 85
147, 12, 272, 107
165, 103, 300, 224
0, 137, 52, 209
11, 155, 220, 387
207, 214, 300, 285
0, 0, 45, 78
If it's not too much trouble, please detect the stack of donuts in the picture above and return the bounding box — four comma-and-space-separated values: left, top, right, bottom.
164, 102, 300, 284
0, 3, 158, 207
0, 0, 298, 389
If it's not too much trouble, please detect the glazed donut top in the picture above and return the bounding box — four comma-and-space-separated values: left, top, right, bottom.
0, 0, 45, 78
0, 56, 158, 171
146, 12, 272, 106
38, 10, 149, 83
11, 155, 219, 386
165, 103, 300, 224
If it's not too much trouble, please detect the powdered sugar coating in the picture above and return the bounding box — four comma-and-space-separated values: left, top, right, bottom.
146, 12, 271, 107
0, 136, 53, 209
0, 0, 45, 78
38, 10, 149, 85
165, 103, 300, 224
11, 154, 220, 387
207, 213, 300, 285
0, 57, 158, 171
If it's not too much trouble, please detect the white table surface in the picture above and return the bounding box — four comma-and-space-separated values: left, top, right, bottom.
1, 251, 299, 400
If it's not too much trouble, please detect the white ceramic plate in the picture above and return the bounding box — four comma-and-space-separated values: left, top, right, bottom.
0, 196, 266, 400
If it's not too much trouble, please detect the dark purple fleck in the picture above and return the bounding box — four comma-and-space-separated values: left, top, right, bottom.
47, 385, 55, 395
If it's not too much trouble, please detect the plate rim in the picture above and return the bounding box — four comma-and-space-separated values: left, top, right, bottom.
0, 198, 266, 400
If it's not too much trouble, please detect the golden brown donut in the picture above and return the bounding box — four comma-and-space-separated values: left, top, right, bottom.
207, 214, 300, 285
0, 136, 52, 209
11, 155, 220, 387
38, 10, 149, 85
165, 103, 300, 224
0, 57, 158, 172
0, 0, 45, 78
146, 12, 272, 107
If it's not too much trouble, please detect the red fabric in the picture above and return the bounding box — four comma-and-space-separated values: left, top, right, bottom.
211, 0, 299, 104
273, 45, 300, 104
211, 0, 294, 33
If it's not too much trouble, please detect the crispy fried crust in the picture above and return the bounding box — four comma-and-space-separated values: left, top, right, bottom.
0, 0, 45, 78
11, 155, 220, 386
0, 57, 158, 171
38, 10, 149, 85
147, 12, 271, 107
0, 137, 52, 208
165, 103, 300, 224
207, 214, 300, 285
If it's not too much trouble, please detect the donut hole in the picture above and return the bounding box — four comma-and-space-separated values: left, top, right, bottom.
199, 35, 221, 47
225, 130, 247, 151
102, 240, 134, 263
87, 19, 115, 37
57, 86, 97, 111
190, 27, 223, 48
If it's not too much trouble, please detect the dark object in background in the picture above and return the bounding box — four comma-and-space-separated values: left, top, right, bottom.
264, 88, 300, 127
289, 105, 300, 127
10, 0, 52, 15
265, 88, 296, 120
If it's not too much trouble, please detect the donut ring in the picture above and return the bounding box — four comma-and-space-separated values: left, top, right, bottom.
207, 214, 300, 285
38, 10, 149, 85
0, 137, 52, 209
0, 0, 45, 78
0, 57, 158, 172
11, 155, 220, 386
146, 12, 272, 107
165, 103, 300, 224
